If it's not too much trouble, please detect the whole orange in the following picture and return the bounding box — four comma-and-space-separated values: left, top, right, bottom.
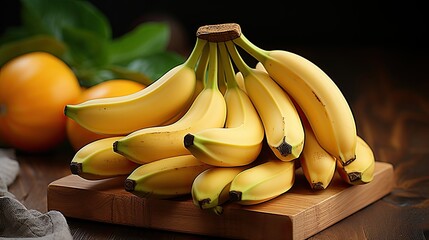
66, 79, 146, 151
0, 52, 81, 152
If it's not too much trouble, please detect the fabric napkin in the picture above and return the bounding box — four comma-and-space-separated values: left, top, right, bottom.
0, 149, 73, 240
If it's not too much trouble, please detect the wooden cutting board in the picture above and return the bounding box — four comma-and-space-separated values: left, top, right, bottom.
47, 161, 394, 240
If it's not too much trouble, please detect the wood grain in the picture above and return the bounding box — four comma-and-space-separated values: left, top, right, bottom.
47, 162, 394, 240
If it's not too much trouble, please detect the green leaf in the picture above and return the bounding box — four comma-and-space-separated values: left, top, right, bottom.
108, 22, 170, 64
61, 27, 109, 68
122, 51, 186, 82
20, 0, 111, 40
0, 35, 66, 66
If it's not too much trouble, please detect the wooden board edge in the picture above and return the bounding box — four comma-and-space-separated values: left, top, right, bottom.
47, 162, 394, 240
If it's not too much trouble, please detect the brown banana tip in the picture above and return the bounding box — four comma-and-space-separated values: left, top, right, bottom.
70, 162, 82, 175
348, 172, 362, 183
312, 182, 326, 190
112, 141, 119, 152
276, 138, 292, 156
183, 133, 195, 148
229, 190, 242, 202
124, 179, 136, 192
198, 198, 211, 209
342, 155, 357, 166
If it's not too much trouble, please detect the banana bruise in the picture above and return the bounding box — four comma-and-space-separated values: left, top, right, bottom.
336, 136, 375, 185
229, 156, 296, 205
64, 38, 207, 135
299, 109, 337, 190
70, 137, 140, 180
225, 41, 304, 161
191, 166, 248, 214
124, 155, 212, 199
184, 42, 264, 167
233, 33, 357, 166
113, 42, 227, 164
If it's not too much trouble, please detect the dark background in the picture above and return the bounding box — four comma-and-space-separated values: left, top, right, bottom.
1, 1, 428, 48
1, 1, 428, 102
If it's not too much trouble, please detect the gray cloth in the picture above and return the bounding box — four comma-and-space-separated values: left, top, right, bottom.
0, 149, 73, 240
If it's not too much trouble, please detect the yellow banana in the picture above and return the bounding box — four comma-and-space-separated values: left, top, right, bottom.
299, 110, 337, 190
191, 165, 248, 214
64, 38, 207, 135
70, 137, 140, 180
124, 155, 212, 199
336, 136, 375, 185
225, 40, 304, 161
229, 156, 296, 205
183, 42, 264, 167
114, 42, 227, 164
233, 30, 357, 166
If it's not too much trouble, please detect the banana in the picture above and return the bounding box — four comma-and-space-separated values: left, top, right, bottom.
124, 155, 212, 199
225, 40, 304, 161
191, 165, 248, 214
336, 136, 375, 185
113, 42, 227, 164
299, 109, 337, 190
183, 42, 264, 167
64, 38, 207, 135
229, 155, 296, 205
233, 29, 357, 166
70, 137, 140, 180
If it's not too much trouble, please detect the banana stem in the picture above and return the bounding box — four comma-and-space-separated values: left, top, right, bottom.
225, 41, 251, 77
205, 42, 219, 90
218, 42, 238, 89
233, 34, 269, 65
183, 38, 208, 69
195, 44, 210, 84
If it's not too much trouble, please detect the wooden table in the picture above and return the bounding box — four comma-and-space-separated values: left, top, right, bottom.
8, 45, 429, 239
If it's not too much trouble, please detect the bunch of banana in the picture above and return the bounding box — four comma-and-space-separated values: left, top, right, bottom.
183, 42, 264, 167
64, 23, 376, 210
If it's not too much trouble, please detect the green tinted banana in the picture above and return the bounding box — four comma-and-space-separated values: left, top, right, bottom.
64, 38, 207, 135
229, 156, 296, 205
124, 155, 212, 199
226, 40, 304, 161
191, 165, 248, 214
183, 42, 264, 167
336, 136, 375, 185
114, 42, 227, 164
70, 137, 140, 180
233, 31, 357, 166
299, 110, 336, 190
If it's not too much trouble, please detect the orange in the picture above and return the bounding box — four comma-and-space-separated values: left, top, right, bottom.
66, 79, 146, 151
0, 52, 81, 152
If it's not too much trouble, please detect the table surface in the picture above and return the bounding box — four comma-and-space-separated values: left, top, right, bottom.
7, 45, 429, 240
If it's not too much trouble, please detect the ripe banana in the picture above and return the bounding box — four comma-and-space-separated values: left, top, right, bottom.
124, 155, 212, 199
233, 31, 357, 166
229, 156, 296, 205
336, 136, 375, 185
191, 165, 248, 214
225, 40, 304, 161
114, 42, 227, 164
64, 38, 207, 135
299, 110, 337, 190
70, 137, 140, 180
183, 42, 264, 167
